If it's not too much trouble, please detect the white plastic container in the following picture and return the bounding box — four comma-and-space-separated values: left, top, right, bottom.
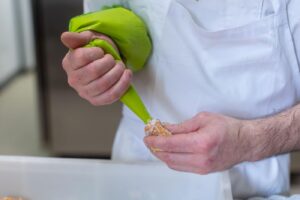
0, 156, 232, 200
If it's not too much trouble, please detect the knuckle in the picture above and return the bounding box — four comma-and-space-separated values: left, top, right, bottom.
78, 91, 87, 99
72, 72, 81, 82
198, 141, 212, 154
200, 142, 211, 154
202, 138, 218, 153
74, 72, 81, 81
62, 56, 69, 70
67, 77, 77, 87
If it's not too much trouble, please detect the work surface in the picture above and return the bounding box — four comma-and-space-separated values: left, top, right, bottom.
0, 156, 231, 200
1, 156, 300, 200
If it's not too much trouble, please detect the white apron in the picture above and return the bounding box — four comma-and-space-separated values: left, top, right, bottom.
84, 0, 300, 198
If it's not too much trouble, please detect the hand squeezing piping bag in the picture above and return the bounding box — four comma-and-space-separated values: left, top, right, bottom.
69, 6, 152, 124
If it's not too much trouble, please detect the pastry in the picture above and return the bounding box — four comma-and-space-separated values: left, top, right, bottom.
0, 197, 24, 200
145, 119, 172, 152
145, 119, 172, 136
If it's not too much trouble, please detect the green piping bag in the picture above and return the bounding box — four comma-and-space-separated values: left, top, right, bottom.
69, 7, 152, 124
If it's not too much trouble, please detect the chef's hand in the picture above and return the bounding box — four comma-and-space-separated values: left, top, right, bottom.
61, 31, 132, 105
144, 112, 252, 174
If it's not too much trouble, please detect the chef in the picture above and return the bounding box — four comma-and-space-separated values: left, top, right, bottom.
61, 0, 300, 198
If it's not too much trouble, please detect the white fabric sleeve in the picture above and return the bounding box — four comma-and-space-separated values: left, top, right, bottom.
83, 0, 124, 13
287, 0, 300, 67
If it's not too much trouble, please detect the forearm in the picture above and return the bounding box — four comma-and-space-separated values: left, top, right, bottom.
243, 104, 300, 161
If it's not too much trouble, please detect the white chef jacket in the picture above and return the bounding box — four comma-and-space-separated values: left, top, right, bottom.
83, 0, 300, 199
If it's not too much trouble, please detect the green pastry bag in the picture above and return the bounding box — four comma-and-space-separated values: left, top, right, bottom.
69, 6, 152, 124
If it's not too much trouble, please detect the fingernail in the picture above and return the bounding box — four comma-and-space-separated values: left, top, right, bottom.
127, 70, 133, 78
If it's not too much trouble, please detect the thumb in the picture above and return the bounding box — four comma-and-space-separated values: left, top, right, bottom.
165, 114, 203, 134
61, 31, 94, 49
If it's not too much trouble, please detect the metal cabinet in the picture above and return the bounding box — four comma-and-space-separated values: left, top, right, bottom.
292, 152, 300, 174
33, 0, 121, 157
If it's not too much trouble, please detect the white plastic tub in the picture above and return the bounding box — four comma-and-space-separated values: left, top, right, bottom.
0, 156, 232, 200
